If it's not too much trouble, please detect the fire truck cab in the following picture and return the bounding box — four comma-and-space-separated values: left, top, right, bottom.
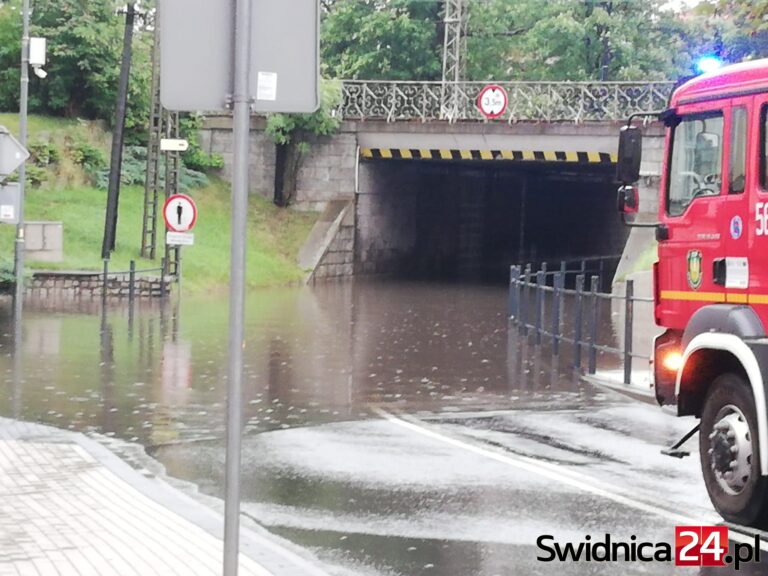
618, 59, 768, 528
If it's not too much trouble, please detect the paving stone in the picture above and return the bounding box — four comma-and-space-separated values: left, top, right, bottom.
0, 418, 288, 576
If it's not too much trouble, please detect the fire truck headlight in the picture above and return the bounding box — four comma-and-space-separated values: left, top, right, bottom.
696, 56, 723, 75
662, 350, 684, 372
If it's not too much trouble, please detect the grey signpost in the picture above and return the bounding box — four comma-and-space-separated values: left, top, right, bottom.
0, 130, 31, 226
158, 1, 319, 574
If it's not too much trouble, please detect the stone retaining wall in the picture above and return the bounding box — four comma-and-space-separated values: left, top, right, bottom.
28, 272, 171, 300
311, 219, 355, 281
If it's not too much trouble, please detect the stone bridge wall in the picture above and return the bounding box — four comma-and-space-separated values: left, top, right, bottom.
198, 116, 666, 281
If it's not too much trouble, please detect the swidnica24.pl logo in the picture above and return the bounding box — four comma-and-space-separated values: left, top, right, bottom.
537, 526, 760, 570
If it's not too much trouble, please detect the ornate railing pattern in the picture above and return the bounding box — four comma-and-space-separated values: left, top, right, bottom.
340, 80, 675, 123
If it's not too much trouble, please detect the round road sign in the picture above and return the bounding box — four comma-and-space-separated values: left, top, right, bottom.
477, 84, 508, 119
163, 194, 198, 232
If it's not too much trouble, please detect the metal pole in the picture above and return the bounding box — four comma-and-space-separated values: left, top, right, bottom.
128, 259, 136, 306
159, 257, 166, 298
508, 265, 520, 321
223, 0, 252, 572
14, 0, 29, 322
598, 258, 605, 292
574, 274, 584, 369
535, 268, 544, 345
552, 272, 562, 355
521, 264, 531, 335
588, 275, 599, 374
102, 1, 136, 259
623, 279, 634, 385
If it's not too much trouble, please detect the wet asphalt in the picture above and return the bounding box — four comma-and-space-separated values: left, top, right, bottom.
2, 280, 767, 575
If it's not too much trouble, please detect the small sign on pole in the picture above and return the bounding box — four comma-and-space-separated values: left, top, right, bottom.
163, 193, 198, 233
477, 84, 508, 119
166, 231, 194, 246
160, 138, 189, 152
0, 183, 21, 224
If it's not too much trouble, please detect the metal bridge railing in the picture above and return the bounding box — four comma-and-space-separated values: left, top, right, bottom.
340, 80, 674, 123
507, 259, 654, 385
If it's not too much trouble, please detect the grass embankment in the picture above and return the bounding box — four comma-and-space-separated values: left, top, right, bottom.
0, 114, 317, 293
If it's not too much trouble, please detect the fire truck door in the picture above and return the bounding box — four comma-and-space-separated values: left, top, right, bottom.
657, 105, 726, 330
720, 101, 750, 300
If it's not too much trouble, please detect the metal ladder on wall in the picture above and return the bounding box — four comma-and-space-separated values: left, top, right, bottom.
141, 20, 180, 277
141, 21, 163, 260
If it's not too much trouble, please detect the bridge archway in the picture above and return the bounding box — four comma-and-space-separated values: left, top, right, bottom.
356, 154, 629, 282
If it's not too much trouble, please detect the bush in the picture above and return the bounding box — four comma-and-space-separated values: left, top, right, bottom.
28, 140, 60, 166
179, 115, 224, 173
94, 145, 209, 191
67, 137, 107, 182
25, 165, 48, 187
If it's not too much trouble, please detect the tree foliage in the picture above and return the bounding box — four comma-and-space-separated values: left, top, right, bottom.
466, 0, 693, 80
692, 1, 768, 61
321, 0, 441, 80
266, 79, 343, 207
0, 0, 152, 141
319, 0, 768, 82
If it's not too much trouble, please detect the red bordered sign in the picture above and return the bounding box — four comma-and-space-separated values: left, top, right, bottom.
163, 194, 198, 232
477, 84, 508, 119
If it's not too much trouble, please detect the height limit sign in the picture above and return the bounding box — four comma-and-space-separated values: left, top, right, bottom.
477, 84, 508, 119
164, 194, 197, 246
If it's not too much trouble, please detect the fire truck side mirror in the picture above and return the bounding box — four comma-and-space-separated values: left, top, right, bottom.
617, 125, 642, 184
617, 185, 639, 215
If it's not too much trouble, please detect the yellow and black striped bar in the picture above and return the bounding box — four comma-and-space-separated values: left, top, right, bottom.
360, 148, 617, 164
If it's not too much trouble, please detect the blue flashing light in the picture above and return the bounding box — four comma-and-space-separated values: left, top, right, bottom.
696, 56, 723, 75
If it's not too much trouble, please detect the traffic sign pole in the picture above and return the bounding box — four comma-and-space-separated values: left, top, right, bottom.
223, 0, 251, 573
14, 0, 29, 321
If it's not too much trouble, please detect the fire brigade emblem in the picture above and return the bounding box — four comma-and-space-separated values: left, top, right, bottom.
687, 250, 703, 290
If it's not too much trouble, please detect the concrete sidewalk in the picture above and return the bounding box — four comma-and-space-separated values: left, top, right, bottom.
0, 418, 328, 576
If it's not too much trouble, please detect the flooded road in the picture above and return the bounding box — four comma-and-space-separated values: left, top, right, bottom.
0, 280, 763, 575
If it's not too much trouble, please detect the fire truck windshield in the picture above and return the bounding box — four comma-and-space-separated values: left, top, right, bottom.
666, 112, 724, 216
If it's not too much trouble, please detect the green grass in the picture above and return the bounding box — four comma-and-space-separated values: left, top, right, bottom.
0, 179, 318, 293
0, 114, 318, 293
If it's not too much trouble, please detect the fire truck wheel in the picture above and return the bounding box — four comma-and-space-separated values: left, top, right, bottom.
700, 373, 768, 528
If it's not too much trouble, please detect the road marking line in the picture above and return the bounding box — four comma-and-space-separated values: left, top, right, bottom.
373, 408, 768, 549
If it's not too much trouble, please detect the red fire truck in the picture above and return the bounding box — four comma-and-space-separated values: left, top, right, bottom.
618, 58, 768, 528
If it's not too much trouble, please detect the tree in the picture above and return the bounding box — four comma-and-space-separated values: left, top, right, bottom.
321, 0, 441, 80
0, 0, 152, 141
266, 80, 342, 207
692, 1, 768, 61
466, 0, 693, 81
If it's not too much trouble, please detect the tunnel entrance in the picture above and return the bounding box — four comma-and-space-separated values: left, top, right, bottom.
356, 159, 629, 283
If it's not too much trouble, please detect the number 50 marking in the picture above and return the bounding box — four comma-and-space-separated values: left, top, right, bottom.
756, 202, 768, 236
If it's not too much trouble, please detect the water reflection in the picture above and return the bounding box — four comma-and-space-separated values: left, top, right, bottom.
0, 280, 649, 576
0, 282, 537, 443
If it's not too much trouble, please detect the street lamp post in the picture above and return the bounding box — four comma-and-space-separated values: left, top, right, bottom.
14, 0, 29, 321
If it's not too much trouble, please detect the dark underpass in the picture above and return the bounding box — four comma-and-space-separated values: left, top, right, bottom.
356, 159, 629, 283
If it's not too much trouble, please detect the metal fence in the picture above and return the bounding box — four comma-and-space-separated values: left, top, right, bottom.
101, 258, 168, 305
340, 80, 674, 123
507, 258, 654, 385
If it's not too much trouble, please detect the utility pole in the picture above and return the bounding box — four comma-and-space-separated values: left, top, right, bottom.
102, 1, 136, 259
14, 0, 30, 320
441, 0, 467, 121
223, 0, 252, 572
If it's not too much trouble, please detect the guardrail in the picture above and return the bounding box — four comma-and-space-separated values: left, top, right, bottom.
101, 259, 169, 304
340, 80, 674, 123
508, 258, 654, 385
